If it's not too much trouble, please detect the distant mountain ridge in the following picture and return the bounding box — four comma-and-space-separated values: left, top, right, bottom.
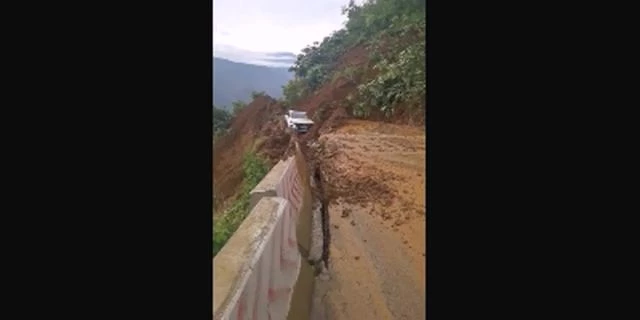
213, 57, 293, 110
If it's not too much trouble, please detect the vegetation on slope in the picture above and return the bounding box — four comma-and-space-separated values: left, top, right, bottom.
213, 92, 272, 142
213, 152, 269, 256
213, 106, 231, 139
282, 0, 426, 118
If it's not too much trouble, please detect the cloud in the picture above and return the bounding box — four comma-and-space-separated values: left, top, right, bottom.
213, 44, 295, 68
267, 52, 297, 59
213, 0, 365, 53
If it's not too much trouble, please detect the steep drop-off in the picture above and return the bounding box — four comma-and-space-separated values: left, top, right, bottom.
212, 95, 292, 215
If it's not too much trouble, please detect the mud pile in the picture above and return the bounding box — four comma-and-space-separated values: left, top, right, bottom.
305, 120, 426, 320
309, 136, 397, 207
307, 120, 426, 222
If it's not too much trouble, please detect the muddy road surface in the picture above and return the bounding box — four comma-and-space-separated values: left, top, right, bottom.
310, 120, 426, 320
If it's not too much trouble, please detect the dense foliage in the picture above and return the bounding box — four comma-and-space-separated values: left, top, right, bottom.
213, 106, 231, 137
251, 90, 267, 99
213, 100, 248, 142
231, 100, 247, 115
282, 0, 426, 118
213, 152, 269, 256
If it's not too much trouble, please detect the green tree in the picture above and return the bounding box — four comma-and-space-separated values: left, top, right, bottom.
213, 106, 231, 136
282, 0, 426, 119
282, 78, 307, 106
231, 100, 247, 115
250, 90, 266, 99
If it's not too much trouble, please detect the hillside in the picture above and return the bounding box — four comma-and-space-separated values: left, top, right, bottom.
213, 0, 426, 238
213, 0, 426, 318
213, 57, 293, 110
212, 94, 293, 208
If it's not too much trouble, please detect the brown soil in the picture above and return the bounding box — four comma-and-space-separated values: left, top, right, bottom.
309, 120, 426, 320
293, 44, 423, 149
213, 95, 292, 216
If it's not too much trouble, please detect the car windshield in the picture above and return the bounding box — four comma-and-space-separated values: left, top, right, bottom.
291, 112, 306, 119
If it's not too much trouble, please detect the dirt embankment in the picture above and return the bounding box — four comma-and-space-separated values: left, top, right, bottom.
293, 44, 424, 148
213, 95, 292, 215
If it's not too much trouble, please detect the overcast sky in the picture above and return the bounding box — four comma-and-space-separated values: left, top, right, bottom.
213, 0, 365, 67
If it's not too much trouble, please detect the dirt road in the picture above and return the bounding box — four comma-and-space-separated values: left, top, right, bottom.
311, 120, 426, 320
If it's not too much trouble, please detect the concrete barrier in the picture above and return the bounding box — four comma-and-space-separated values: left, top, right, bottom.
214, 142, 314, 320
249, 159, 287, 210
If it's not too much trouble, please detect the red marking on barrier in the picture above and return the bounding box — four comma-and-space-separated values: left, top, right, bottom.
292, 175, 299, 189
290, 186, 301, 207
280, 255, 297, 270
267, 287, 292, 303
288, 184, 296, 201
267, 288, 275, 302
237, 294, 246, 320
282, 178, 300, 213
252, 262, 262, 320
292, 170, 299, 183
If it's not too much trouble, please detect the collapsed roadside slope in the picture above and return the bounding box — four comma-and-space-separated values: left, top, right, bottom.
212, 42, 426, 318
212, 95, 291, 216
212, 9, 426, 313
